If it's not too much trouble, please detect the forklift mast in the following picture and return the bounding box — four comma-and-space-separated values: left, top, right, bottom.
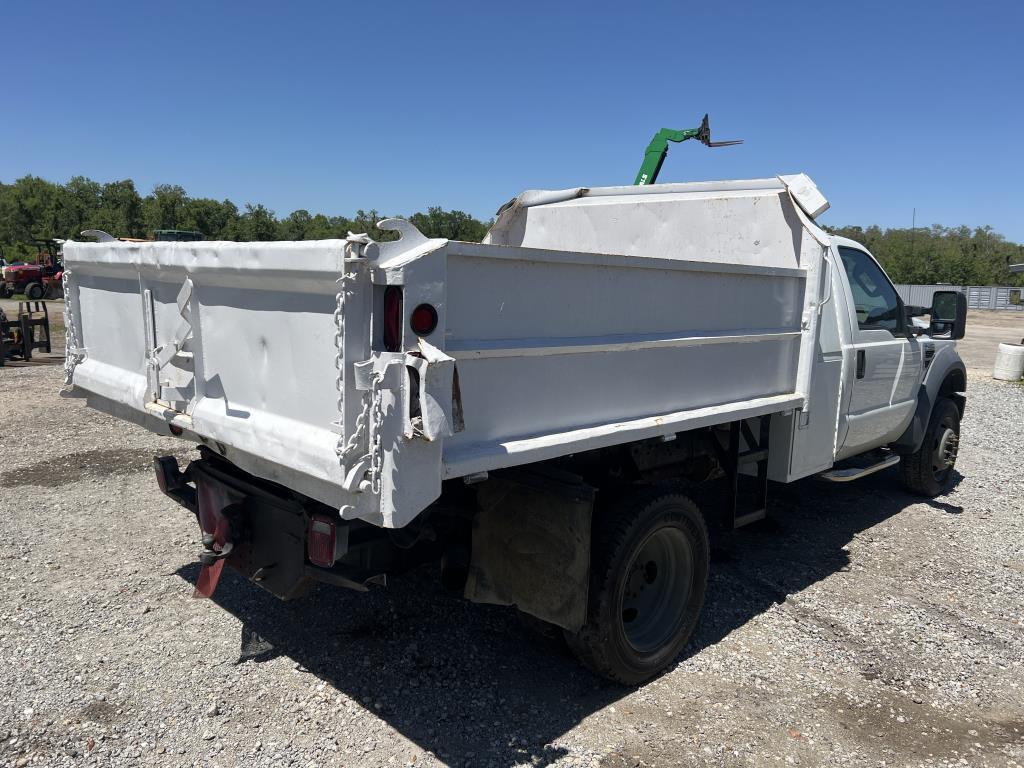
634, 114, 742, 186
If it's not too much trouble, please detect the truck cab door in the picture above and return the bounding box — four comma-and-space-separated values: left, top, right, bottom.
835, 245, 922, 459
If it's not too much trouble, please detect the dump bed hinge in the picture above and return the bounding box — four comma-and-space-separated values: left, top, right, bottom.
145, 277, 195, 408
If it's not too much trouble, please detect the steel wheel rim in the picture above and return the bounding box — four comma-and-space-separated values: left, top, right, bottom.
932, 424, 958, 482
620, 526, 693, 654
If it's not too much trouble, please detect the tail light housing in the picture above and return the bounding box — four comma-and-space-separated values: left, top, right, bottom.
308, 515, 338, 568
383, 286, 403, 352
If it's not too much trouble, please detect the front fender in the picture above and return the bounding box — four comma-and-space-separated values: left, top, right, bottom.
890, 343, 966, 454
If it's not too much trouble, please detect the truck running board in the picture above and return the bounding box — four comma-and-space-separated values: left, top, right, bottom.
819, 454, 900, 483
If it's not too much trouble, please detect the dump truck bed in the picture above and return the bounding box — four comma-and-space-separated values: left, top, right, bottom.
63, 175, 831, 528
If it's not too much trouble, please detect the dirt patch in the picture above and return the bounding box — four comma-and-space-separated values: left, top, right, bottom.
78, 700, 122, 726
819, 688, 1024, 763
0, 448, 160, 488
960, 310, 1024, 374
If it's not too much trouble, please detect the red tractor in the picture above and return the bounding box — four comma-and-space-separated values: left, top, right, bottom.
0, 239, 65, 300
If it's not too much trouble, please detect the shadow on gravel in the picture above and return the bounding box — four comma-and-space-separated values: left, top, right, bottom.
0, 448, 159, 488
0, 354, 65, 367
176, 467, 961, 767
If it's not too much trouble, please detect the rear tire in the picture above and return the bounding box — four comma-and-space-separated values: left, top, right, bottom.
900, 397, 960, 497
24, 282, 44, 300
565, 489, 709, 685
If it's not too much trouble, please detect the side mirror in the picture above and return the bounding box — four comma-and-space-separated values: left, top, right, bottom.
930, 290, 967, 340
904, 304, 930, 336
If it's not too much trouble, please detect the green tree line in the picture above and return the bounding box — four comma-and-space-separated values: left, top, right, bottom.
0, 175, 490, 261
824, 224, 1024, 287
2, 175, 1021, 286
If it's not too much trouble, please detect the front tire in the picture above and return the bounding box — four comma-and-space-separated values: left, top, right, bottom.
24, 282, 44, 300
900, 397, 961, 496
565, 489, 709, 685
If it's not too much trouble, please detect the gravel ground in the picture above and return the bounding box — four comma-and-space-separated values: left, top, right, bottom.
1, 357, 1023, 766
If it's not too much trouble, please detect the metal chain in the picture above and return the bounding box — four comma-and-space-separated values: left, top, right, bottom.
332, 269, 348, 457
369, 372, 385, 495
338, 389, 371, 464
333, 270, 373, 466
333, 237, 377, 486
61, 270, 84, 388
332, 234, 389, 496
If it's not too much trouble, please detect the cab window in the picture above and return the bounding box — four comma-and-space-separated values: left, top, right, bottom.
838, 246, 902, 334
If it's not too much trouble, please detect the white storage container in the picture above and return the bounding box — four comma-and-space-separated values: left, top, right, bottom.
993, 342, 1024, 381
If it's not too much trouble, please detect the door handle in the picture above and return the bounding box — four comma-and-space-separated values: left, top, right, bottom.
856, 349, 866, 379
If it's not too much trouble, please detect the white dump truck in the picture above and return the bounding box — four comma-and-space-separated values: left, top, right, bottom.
62, 175, 967, 683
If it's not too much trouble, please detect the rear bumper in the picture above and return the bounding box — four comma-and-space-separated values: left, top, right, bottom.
154, 449, 388, 600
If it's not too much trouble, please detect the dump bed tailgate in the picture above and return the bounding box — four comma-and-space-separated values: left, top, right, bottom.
63, 240, 359, 506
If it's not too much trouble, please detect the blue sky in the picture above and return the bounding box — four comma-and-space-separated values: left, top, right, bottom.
2, 1, 1021, 240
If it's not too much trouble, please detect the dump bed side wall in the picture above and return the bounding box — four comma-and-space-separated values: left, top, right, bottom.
440, 240, 811, 476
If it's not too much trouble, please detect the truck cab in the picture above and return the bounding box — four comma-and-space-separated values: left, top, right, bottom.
831, 236, 924, 455
825, 235, 966, 489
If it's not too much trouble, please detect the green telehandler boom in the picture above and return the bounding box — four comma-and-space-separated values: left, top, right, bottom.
634, 114, 742, 185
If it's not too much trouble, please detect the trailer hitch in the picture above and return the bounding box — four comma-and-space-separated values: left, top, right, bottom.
197, 501, 243, 566
199, 535, 234, 566
193, 493, 245, 598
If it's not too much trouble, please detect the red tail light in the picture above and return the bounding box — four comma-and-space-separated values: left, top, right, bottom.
308, 515, 337, 568
383, 286, 403, 352
410, 303, 438, 336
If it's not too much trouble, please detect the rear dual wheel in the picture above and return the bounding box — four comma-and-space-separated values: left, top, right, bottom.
566, 489, 709, 685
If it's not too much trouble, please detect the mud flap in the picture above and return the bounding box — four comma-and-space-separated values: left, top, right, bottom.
464, 468, 594, 632
193, 477, 244, 598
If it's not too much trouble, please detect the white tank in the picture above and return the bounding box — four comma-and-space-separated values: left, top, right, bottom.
993, 342, 1024, 381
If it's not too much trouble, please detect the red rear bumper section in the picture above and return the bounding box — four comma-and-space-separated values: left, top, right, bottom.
154, 451, 314, 600
153, 450, 380, 600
